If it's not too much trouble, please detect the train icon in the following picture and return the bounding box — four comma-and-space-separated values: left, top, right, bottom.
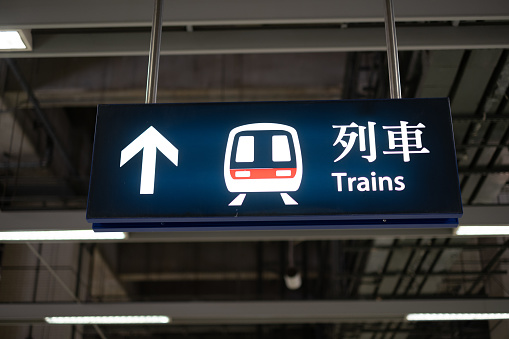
224, 123, 303, 206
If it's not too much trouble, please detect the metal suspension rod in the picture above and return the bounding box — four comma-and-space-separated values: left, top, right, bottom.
383, 0, 402, 99
145, 0, 164, 104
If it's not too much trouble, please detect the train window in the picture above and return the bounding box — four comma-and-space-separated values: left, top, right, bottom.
235, 135, 254, 163
272, 135, 291, 162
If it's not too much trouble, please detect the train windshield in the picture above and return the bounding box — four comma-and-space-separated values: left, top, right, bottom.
230, 130, 296, 170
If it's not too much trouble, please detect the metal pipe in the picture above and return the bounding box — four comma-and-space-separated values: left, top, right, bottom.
145, 0, 164, 104
27, 243, 42, 339
25, 243, 108, 339
466, 239, 509, 295
372, 238, 398, 298
402, 238, 435, 295
383, 0, 402, 99
391, 239, 421, 296
415, 238, 451, 294
346, 240, 372, 296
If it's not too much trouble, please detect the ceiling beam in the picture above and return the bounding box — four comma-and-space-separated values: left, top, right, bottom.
1, 0, 509, 29
0, 299, 507, 324
1, 25, 508, 59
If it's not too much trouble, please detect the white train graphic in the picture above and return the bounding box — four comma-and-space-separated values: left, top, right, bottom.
224, 123, 303, 206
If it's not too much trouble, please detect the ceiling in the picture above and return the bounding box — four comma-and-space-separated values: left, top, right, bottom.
1, 1, 509, 339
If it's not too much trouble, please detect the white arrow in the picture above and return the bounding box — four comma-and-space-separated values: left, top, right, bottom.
120, 126, 178, 194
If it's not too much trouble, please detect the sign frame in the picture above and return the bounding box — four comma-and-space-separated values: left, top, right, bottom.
87, 98, 462, 231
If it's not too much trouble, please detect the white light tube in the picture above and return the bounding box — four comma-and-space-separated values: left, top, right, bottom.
456, 226, 509, 236
0, 230, 126, 241
407, 313, 509, 321
0, 30, 28, 50
45, 315, 170, 324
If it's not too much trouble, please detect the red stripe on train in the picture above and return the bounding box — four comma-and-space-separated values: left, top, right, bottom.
230, 168, 297, 179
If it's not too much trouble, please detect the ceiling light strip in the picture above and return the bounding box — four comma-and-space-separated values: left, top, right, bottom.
456, 226, 509, 236
45, 315, 170, 324
407, 313, 509, 321
0, 30, 27, 49
0, 230, 126, 241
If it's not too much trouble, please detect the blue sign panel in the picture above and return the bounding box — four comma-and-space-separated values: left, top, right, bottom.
87, 99, 462, 231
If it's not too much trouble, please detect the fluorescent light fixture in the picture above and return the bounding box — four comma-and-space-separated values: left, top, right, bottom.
407, 313, 509, 321
0, 30, 32, 50
456, 225, 509, 236
0, 230, 126, 241
45, 315, 170, 324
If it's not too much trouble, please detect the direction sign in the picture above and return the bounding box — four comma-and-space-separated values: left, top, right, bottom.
120, 126, 179, 194
87, 99, 462, 231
